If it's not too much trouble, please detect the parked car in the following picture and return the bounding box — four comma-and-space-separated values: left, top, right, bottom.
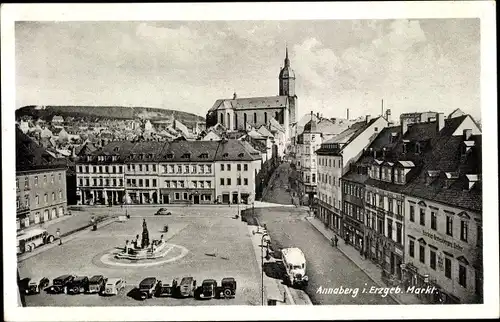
87, 275, 107, 294
67, 276, 89, 295
177, 276, 197, 298
155, 208, 171, 216
47, 275, 75, 294
102, 278, 126, 296
20, 277, 50, 295
138, 277, 161, 300
219, 277, 237, 298
155, 279, 178, 297
199, 279, 217, 299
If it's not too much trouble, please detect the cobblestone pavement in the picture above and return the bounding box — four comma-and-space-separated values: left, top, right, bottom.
18, 206, 260, 306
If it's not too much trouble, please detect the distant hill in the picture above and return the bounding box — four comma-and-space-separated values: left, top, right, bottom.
15, 105, 205, 127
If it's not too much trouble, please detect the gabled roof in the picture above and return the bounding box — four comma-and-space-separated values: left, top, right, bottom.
160, 141, 220, 162
215, 139, 261, 161
16, 128, 67, 172
256, 126, 273, 138
209, 96, 288, 112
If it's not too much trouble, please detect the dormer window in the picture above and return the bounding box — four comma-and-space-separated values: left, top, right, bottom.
148, 153, 153, 159
223, 153, 229, 158
426, 170, 440, 185
402, 140, 409, 154
113, 147, 120, 152
444, 172, 459, 189
181, 153, 191, 159
238, 153, 244, 157
465, 174, 479, 190
200, 153, 208, 159
390, 132, 398, 143
140, 154, 145, 160
166, 153, 173, 159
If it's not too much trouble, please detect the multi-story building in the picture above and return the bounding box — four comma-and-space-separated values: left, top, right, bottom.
342, 113, 482, 304
16, 128, 68, 230
76, 139, 261, 205
316, 116, 388, 234
295, 114, 323, 204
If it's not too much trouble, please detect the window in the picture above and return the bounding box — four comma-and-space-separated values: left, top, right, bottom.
410, 205, 415, 222
152, 165, 156, 172
243, 164, 248, 171
113, 178, 117, 186
24, 177, 29, 188
79, 178, 83, 186
237, 164, 241, 171
253, 112, 257, 123
227, 178, 231, 185
139, 179, 143, 187
227, 164, 231, 171
430, 250, 437, 270
44, 193, 48, 203
52, 192, 55, 201
443, 257, 452, 278
221, 164, 225, 171
36, 195, 39, 205
127, 179, 131, 186
378, 194, 384, 208
185, 165, 190, 173
16, 178, 19, 190
145, 179, 149, 187
377, 218, 384, 234
396, 201, 402, 215
152, 179, 157, 187
175, 193, 180, 200
44, 175, 47, 183
183, 192, 188, 200
244, 178, 248, 185
119, 179, 123, 186
446, 215, 453, 236
177, 166, 182, 174
165, 181, 170, 188
179, 181, 184, 188
409, 240, 415, 257
387, 219, 393, 239
220, 178, 224, 186
312, 174, 316, 183
396, 223, 402, 244
51, 174, 54, 183
237, 177, 241, 185
459, 264, 467, 287
106, 178, 110, 186
431, 211, 437, 230
193, 181, 198, 188
59, 190, 62, 199
420, 208, 426, 226
207, 181, 211, 188
461, 220, 468, 242
388, 198, 394, 213
419, 244, 425, 263
207, 165, 212, 173
35, 176, 38, 186
192, 165, 197, 173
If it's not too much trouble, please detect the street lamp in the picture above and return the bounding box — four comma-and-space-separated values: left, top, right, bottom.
261, 232, 269, 306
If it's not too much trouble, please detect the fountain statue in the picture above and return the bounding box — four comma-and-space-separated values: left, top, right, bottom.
141, 218, 149, 249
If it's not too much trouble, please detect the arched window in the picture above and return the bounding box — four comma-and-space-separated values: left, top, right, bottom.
244, 113, 247, 125
264, 112, 268, 124
254, 112, 257, 123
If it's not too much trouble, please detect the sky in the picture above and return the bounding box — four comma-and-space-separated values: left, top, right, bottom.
15, 19, 481, 121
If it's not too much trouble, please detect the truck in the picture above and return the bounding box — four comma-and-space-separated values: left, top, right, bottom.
281, 247, 308, 288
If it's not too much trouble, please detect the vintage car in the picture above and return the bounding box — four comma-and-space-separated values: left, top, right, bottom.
177, 276, 197, 298
138, 277, 161, 300
87, 275, 107, 294
47, 275, 75, 294
154, 208, 172, 216
219, 277, 237, 298
199, 279, 217, 299
66, 276, 89, 295
155, 279, 178, 297
102, 278, 126, 296
27, 277, 50, 295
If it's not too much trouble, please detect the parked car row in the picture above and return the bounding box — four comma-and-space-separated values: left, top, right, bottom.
19, 274, 237, 301
137, 276, 237, 300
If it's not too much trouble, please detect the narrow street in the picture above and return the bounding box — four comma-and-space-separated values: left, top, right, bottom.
250, 162, 397, 305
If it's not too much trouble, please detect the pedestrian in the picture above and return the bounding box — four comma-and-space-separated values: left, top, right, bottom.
56, 228, 62, 245
334, 235, 338, 247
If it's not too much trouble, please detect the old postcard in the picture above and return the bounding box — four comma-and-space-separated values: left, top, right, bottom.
1, 2, 498, 321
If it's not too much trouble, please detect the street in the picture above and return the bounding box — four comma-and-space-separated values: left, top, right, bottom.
250, 162, 397, 305
18, 206, 261, 306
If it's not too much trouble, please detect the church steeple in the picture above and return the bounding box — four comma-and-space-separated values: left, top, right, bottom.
284, 45, 290, 67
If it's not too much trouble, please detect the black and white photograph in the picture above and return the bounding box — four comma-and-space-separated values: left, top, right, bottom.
2, 2, 498, 321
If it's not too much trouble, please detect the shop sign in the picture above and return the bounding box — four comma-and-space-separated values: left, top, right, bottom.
422, 230, 464, 251
395, 247, 403, 257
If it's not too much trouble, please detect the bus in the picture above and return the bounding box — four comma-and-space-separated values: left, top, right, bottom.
16, 228, 55, 254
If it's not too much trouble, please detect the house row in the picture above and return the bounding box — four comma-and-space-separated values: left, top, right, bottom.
315, 112, 482, 304
75, 139, 262, 206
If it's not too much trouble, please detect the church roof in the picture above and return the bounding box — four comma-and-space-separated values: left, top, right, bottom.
209, 96, 288, 112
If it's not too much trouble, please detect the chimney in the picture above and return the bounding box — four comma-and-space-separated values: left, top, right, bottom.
233, 92, 237, 99
463, 129, 472, 141
347, 109, 350, 120
365, 115, 371, 123
437, 113, 445, 132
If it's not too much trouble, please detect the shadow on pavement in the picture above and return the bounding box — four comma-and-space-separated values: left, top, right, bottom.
263, 261, 286, 281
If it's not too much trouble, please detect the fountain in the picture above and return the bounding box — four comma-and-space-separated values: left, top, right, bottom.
115, 218, 169, 260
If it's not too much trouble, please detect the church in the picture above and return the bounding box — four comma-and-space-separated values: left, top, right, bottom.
205, 48, 299, 145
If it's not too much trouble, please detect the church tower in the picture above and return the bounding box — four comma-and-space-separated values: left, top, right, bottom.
279, 46, 298, 136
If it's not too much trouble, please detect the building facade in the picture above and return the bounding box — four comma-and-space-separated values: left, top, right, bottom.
76, 140, 261, 205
